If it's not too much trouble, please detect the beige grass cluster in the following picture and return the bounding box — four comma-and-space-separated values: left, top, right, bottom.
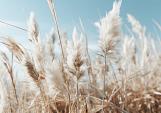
0, 0, 161, 113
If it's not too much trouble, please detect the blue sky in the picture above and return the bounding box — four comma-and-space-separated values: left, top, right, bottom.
0, 0, 161, 46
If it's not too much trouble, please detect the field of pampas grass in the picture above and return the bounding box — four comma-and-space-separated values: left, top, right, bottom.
0, 0, 161, 113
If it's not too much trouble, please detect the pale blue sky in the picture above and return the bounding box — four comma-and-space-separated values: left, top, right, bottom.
0, 0, 161, 45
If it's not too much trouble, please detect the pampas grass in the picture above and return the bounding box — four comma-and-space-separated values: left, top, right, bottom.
0, 0, 161, 113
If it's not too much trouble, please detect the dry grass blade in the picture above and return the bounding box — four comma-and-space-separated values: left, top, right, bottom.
0, 51, 19, 105
0, 19, 27, 31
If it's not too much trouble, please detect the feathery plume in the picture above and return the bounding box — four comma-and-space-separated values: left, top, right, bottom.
27, 12, 39, 43
123, 36, 136, 63
95, 0, 122, 55
25, 60, 40, 82
45, 28, 56, 62
0, 37, 26, 61
127, 14, 146, 38
66, 28, 87, 79
46, 60, 65, 95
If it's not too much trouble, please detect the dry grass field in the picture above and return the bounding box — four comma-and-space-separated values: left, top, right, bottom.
0, 0, 161, 113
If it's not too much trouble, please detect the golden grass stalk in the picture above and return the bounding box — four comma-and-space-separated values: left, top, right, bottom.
95, 0, 122, 112
47, 0, 65, 60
